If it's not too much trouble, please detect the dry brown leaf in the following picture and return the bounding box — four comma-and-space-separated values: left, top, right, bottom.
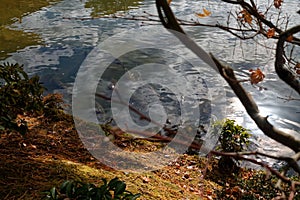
249, 68, 265, 84
274, 0, 283, 9
195, 8, 211, 18
238, 9, 252, 24
231, 186, 241, 193
286, 35, 293, 42
203, 8, 211, 16
266, 28, 275, 38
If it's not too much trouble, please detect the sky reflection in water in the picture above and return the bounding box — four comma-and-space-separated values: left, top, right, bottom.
1, 0, 300, 157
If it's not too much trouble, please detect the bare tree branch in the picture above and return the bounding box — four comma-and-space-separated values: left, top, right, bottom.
220, 0, 280, 33
155, 0, 300, 153
275, 25, 300, 94
210, 150, 300, 184
211, 150, 300, 174
97, 89, 300, 174
210, 55, 300, 153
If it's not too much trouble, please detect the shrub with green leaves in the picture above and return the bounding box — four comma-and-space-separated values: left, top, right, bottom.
216, 119, 251, 172
217, 119, 251, 153
0, 62, 44, 134
43, 177, 141, 200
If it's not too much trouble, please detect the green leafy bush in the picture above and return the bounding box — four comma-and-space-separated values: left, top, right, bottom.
0, 62, 44, 134
218, 119, 251, 153
216, 119, 251, 172
43, 177, 141, 200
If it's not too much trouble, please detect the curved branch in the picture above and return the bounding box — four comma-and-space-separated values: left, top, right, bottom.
155, 0, 300, 153
210, 151, 299, 183
220, 0, 300, 44
155, 0, 185, 34
275, 25, 300, 95
221, 0, 282, 33
216, 151, 300, 174
211, 56, 300, 153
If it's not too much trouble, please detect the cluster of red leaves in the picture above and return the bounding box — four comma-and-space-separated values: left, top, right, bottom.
249, 68, 265, 84
266, 28, 275, 38
238, 9, 252, 24
274, 0, 283, 9
266, 29, 292, 41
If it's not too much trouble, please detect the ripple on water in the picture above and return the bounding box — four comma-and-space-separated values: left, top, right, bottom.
4, 0, 300, 163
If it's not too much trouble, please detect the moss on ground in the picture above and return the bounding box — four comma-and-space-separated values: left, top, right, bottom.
0, 113, 216, 199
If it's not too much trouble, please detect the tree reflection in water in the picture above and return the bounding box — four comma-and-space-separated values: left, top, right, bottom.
85, 0, 143, 17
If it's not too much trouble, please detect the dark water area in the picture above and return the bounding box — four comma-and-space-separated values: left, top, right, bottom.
1, 0, 300, 165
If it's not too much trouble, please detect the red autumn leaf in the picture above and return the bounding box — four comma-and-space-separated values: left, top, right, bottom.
274, 0, 283, 9
249, 68, 265, 84
286, 35, 293, 42
266, 28, 275, 38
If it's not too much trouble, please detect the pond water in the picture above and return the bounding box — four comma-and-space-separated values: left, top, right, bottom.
1, 0, 300, 165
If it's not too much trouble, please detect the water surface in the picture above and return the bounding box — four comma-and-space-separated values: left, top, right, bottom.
1, 0, 300, 160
